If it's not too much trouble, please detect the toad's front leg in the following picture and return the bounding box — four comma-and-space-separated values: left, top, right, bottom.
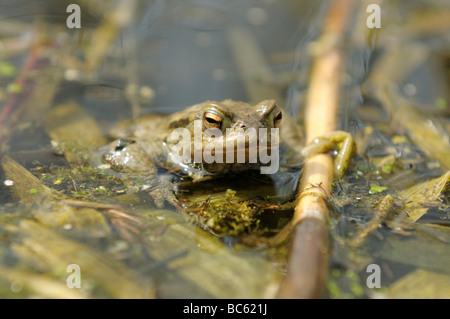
300, 130, 354, 178
103, 138, 178, 208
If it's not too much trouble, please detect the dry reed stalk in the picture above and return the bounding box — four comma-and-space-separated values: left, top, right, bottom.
278, 0, 358, 299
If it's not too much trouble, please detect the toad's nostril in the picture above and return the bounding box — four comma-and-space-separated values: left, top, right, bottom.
115, 138, 135, 151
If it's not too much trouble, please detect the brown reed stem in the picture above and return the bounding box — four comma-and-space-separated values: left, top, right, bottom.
278, 0, 358, 299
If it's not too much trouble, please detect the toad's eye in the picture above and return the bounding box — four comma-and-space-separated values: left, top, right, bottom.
273, 109, 282, 128
203, 112, 222, 129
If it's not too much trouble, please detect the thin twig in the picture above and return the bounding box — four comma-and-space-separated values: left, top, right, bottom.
347, 194, 395, 247
0, 36, 49, 151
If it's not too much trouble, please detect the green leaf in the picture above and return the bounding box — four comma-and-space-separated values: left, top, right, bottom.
369, 183, 387, 194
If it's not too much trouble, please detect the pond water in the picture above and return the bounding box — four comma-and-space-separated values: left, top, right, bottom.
0, 0, 449, 299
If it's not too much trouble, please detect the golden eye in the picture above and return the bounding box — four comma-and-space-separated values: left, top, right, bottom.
273, 109, 282, 127
203, 112, 222, 129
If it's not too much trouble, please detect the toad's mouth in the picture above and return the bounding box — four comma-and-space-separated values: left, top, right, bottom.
193, 139, 279, 175
198, 144, 275, 163
168, 124, 280, 174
